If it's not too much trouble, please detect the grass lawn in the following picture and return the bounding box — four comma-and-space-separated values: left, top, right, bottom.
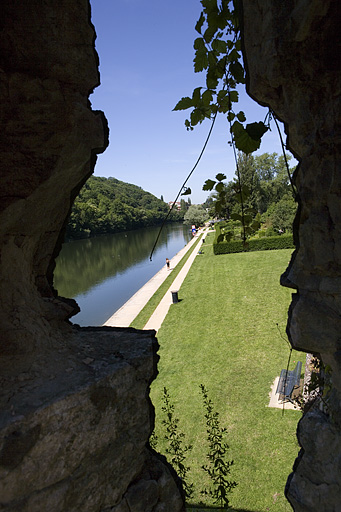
130, 233, 203, 329
150, 236, 304, 512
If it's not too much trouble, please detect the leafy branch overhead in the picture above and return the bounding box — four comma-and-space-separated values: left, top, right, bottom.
204, 169, 261, 243
173, 0, 269, 154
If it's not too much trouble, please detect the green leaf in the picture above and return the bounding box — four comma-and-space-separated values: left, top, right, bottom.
190, 108, 204, 126
235, 195, 243, 204
217, 233, 224, 243
231, 121, 261, 154
202, 89, 213, 106
227, 111, 235, 122
192, 87, 202, 105
217, 90, 228, 100
184, 119, 193, 131
231, 120, 243, 135
195, 13, 205, 34
194, 48, 208, 72
229, 90, 239, 103
242, 184, 250, 198
203, 179, 216, 191
215, 182, 224, 193
231, 213, 242, 222
235, 38, 242, 51
215, 200, 222, 213
229, 61, 245, 83
236, 111, 246, 122
246, 121, 269, 140
203, 25, 216, 43
251, 220, 261, 230
173, 97, 193, 111
215, 173, 226, 181
217, 95, 230, 113
181, 187, 191, 196
212, 38, 227, 54
227, 48, 240, 62
194, 37, 206, 50
206, 70, 219, 89
216, 56, 227, 76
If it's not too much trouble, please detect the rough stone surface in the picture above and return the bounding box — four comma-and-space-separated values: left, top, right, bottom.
0, 1, 185, 511
0, 328, 184, 511
241, 1, 341, 510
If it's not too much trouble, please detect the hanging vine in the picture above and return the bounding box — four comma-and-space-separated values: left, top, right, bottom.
150, 0, 295, 257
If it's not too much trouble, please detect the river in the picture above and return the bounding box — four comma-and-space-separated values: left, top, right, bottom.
54, 223, 192, 326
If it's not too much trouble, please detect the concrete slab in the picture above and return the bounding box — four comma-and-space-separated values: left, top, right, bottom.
268, 377, 301, 410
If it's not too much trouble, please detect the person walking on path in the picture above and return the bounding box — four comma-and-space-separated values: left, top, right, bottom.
166, 258, 170, 270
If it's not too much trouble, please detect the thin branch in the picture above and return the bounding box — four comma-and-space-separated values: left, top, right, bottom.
271, 112, 297, 198
149, 112, 218, 260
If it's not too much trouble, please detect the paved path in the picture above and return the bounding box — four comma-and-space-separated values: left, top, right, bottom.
103, 229, 209, 329
268, 377, 298, 410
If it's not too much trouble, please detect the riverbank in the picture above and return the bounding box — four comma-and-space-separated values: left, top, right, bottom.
103, 229, 208, 328
54, 223, 192, 326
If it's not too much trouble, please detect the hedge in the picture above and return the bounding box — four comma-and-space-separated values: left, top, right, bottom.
213, 234, 294, 255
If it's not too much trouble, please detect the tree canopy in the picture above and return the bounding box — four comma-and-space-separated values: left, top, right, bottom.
206, 152, 297, 235
183, 204, 209, 227
65, 176, 183, 239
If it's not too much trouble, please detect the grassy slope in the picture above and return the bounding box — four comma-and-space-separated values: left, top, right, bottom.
150, 237, 304, 512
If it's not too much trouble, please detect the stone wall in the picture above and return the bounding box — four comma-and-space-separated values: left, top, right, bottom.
0, 1, 185, 510
2, 0, 340, 509
241, 1, 341, 510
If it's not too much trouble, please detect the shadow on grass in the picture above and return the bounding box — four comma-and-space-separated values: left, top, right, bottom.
187, 506, 262, 512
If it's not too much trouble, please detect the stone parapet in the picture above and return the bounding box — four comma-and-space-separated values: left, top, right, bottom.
0, 328, 184, 511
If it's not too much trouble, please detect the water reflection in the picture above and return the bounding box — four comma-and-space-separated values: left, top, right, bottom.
54, 223, 191, 326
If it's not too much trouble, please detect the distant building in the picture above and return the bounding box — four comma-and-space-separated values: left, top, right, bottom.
168, 201, 181, 210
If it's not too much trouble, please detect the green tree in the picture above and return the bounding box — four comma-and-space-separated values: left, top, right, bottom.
65, 176, 170, 239
208, 181, 235, 219
183, 205, 209, 226
234, 152, 260, 211
264, 194, 296, 233
256, 153, 295, 213
180, 198, 188, 215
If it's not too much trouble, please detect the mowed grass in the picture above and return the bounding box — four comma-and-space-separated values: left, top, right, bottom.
130, 233, 203, 329
150, 240, 304, 512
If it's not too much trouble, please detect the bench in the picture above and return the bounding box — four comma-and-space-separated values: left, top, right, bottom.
276, 361, 302, 402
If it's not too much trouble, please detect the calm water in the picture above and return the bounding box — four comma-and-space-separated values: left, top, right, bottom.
54, 223, 192, 326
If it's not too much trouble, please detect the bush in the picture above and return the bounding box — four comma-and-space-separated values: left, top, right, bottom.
266, 227, 277, 237
214, 220, 236, 244
213, 234, 294, 255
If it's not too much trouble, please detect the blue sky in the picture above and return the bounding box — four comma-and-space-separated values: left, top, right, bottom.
89, 0, 290, 204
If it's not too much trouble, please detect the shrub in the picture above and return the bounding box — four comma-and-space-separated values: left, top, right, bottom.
213, 234, 294, 255
200, 385, 237, 509
265, 226, 277, 237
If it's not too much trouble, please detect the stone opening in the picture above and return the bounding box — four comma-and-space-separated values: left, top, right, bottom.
0, 0, 340, 511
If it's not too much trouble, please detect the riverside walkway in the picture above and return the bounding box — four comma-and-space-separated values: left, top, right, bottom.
103, 229, 209, 331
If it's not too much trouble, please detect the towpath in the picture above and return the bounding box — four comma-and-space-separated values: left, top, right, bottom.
103, 229, 209, 330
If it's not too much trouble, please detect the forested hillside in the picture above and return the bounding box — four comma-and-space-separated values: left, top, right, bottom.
66, 176, 180, 239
